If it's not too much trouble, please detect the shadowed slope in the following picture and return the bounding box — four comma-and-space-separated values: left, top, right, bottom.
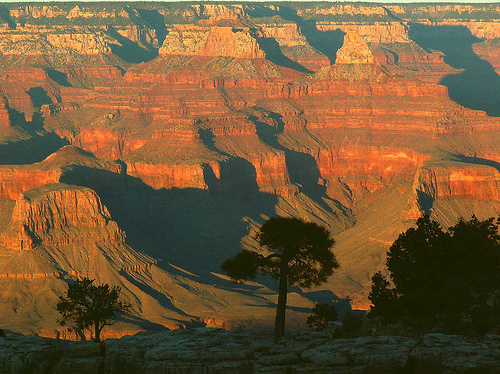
409, 23, 500, 116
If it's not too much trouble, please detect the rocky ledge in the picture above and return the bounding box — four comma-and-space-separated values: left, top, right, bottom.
1, 328, 499, 373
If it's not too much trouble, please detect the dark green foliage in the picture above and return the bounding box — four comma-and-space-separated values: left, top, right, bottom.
222, 217, 338, 342
369, 215, 500, 334
57, 277, 132, 342
368, 271, 398, 320
255, 217, 339, 288
222, 217, 338, 287
307, 303, 338, 331
342, 312, 363, 336
220, 249, 262, 281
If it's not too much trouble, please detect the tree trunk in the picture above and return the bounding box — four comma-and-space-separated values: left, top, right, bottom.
94, 321, 101, 342
274, 263, 288, 343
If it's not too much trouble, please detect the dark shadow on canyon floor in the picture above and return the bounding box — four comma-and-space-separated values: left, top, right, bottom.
60, 161, 275, 277
61, 159, 353, 315
107, 26, 158, 64
0, 95, 69, 164
136, 8, 169, 49
275, 6, 346, 65
0, 133, 68, 165
45, 68, 72, 87
27, 87, 53, 110
256, 36, 313, 74
0, 6, 16, 30
409, 23, 500, 116
416, 190, 434, 216
455, 154, 500, 173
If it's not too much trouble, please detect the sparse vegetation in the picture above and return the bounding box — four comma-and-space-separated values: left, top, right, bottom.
222, 217, 339, 343
57, 277, 133, 342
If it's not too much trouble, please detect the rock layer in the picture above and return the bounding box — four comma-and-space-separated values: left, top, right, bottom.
0, 2, 500, 337
1, 330, 500, 374
0, 184, 124, 251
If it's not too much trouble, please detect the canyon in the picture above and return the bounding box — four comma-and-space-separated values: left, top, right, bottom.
1, 2, 500, 337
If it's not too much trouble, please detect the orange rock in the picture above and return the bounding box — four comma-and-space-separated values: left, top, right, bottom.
160, 25, 266, 59
0, 145, 122, 200
0, 183, 125, 251
335, 32, 375, 64
126, 161, 208, 190
415, 163, 500, 201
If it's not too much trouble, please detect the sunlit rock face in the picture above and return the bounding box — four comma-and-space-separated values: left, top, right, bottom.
0, 184, 125, 251
1, 2, 500, 336
335, 32, 375, 64
160, 26, 266, 59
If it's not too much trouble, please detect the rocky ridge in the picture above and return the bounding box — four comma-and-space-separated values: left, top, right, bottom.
1, 329, 500, 373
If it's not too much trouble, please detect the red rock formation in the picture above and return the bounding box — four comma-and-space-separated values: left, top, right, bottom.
160, 25, 266, 59
316, 146, 429, 193
335, 32, 375, 64
0, 183, 125, 250
0, 145, 122, 200
0, 167, 61, 200
126, 162, 207, 190
415, 163, 500, 201
249, 152, 297, 197
1, 2, 500, 336
0, 97, 12, 132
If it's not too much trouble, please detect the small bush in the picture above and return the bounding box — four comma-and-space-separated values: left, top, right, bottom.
307, 303, 338, 331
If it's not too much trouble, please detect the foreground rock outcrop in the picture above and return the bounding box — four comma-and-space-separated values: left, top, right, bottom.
1, 329, 500, 373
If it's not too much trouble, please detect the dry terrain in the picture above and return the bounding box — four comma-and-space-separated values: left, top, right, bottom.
0, 2, 500, 337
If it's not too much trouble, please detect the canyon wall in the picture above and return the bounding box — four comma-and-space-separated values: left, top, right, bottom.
0, 2, 500, 337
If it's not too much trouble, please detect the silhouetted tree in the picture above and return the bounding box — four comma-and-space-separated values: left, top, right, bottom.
307, 303, 338, 331
369, 215, 500, 333
57, 278, 132, 342
222, 217, 339, 342
368, 271, 398, 320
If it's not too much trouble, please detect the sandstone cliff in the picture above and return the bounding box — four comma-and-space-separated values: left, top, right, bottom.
0, 145, 122, 201
415, 162, 500, 201
1, 1, 500, 338
160, 25, 266, 59
335, 31, 375, 64
0, 184, 124, 251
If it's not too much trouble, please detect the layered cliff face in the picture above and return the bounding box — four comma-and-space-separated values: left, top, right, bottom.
1, 2, 500, 337
335, 32, 375, 64
0, 29, 114, 56
0, 145, 122, 200
160, 25, 266, 59
415, 162, 500, 201
0, 184, 124, 251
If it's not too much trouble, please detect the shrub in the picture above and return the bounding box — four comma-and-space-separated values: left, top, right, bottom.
307, 303, 338, 331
